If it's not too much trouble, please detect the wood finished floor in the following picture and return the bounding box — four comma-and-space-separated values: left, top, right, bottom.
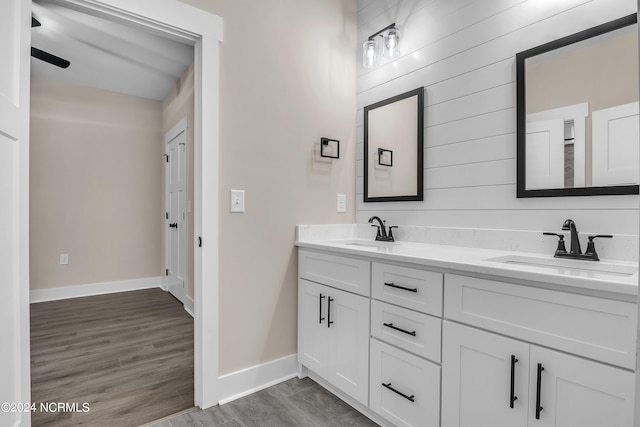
30, 288, 194, 427
147, 377, 379, 427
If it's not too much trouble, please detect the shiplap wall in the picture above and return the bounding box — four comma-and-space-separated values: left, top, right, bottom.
356, 0, 639, 235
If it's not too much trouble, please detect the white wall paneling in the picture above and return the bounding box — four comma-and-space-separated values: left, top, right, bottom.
356, 0, 639, 236
425, 134, 515, 169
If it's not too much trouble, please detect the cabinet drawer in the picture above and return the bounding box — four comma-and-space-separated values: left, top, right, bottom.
444, 273, 638, 369
372, 262, 443, 316
370, 339, 440, 427
299, 249, 370, 296
371, 300, 441, 363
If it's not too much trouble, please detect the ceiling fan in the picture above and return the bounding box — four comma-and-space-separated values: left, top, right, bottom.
31, 16, 70, 69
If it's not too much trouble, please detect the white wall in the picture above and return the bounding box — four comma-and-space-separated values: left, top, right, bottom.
356, 0, 639, 236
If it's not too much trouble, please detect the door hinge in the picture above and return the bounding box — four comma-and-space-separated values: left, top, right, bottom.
198, 236, 202, 247
164, 154, 169, 163
166, 212, 169, 220
165, 269, 168, 276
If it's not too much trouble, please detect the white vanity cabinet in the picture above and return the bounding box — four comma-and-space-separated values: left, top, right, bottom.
297, 243, 637, 427
441, 274, 637, 427
298, 250, 371, 406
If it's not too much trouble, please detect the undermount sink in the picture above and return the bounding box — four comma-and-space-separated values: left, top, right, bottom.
342, 241, 394, 248
486, 254, 638, 277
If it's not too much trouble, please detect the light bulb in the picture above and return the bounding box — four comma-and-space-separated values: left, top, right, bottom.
383, 27, 401, 59
363, 39, 377, 68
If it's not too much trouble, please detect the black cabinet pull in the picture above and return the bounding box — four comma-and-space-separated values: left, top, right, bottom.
327, 297, 334, 328
318, 294, 325, 324
384, 282, 417, 293
382, 383, 415, 402
383, 322, 416, 337
510, 355, 518, 408
535, 363, 544, 419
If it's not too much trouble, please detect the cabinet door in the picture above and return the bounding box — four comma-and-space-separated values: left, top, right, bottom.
298, 279, 370, 406
529, 346, 635, 427
442, 321, 529, 427
298, 279, 330, 374
326, 286, 370, 406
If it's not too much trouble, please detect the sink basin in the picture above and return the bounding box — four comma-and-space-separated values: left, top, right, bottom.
343, 241, 393, 248
486, 255, 638, 277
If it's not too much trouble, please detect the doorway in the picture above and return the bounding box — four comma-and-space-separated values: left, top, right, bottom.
14, 2, 222, 423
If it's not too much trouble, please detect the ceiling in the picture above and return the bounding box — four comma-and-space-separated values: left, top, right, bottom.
31, 0, 194, 101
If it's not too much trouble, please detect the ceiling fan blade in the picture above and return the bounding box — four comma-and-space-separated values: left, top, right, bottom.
31, 47, 70, 69
32, 16, 41, 27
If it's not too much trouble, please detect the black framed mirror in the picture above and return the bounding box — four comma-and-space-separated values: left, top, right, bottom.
364, 87, 424, 202
516, 14, 639, 198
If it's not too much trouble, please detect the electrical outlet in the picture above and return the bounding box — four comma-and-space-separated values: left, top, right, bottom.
230, 190, 245, 213
60, 254, 69, 265
337, 194, 347, 213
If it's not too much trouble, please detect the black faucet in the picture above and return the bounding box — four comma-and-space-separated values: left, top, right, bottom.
543, 219, 612, 261
368, 216, 396, 242
562, 219, 581, 255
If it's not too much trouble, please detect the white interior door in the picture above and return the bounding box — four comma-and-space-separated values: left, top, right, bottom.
165, 121, 187, 304
592, 102, 640, 186
525, 118, 565, 190
0, 1, 31, 426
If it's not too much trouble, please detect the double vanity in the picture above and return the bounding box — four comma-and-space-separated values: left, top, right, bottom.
296, 224, 638, 427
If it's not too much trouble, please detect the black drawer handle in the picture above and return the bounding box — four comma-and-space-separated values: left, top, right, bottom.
384, 282, 417, 293
510, 355, 518, 408
327, 297, 334, 328
319, 294, 325, 324
535, 363, 544, 419
383, 322, 416, 337
382, 383, 415, 402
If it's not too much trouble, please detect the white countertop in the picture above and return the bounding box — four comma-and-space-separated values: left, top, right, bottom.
296, 238, 639, 299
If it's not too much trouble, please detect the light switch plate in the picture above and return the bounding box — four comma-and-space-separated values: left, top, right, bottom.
337, 194, 347, 213
230, 190, 245, 213
60, 254, 69, 265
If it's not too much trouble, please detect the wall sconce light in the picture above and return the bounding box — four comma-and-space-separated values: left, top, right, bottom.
320, 137, 340, 159
362, 23, 401, 68
378, 148, 393, 167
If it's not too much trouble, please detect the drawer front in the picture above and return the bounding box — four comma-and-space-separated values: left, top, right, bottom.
371, 300, 441, 363
372, 262, 443, 316
370, 338, 440, 427
299, 249, 371, 296
444, 273, 638, 369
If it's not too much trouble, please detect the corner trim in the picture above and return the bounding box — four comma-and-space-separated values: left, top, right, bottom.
217, 354, 298, 405
29, 276, 163, 303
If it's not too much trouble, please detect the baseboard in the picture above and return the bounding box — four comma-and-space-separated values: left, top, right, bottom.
184, 295, 195, 317
217, 354, 298, 405
30, 277, 164, 303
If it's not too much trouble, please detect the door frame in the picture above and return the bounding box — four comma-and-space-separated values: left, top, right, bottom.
164, 116, 189, 307
22, 0, 223, 411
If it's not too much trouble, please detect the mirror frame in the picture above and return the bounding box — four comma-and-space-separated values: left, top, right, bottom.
364, 87, 424, 202
516, 13, 639, 198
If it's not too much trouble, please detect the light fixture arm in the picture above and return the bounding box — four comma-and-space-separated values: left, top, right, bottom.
368, 22, 397, 41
